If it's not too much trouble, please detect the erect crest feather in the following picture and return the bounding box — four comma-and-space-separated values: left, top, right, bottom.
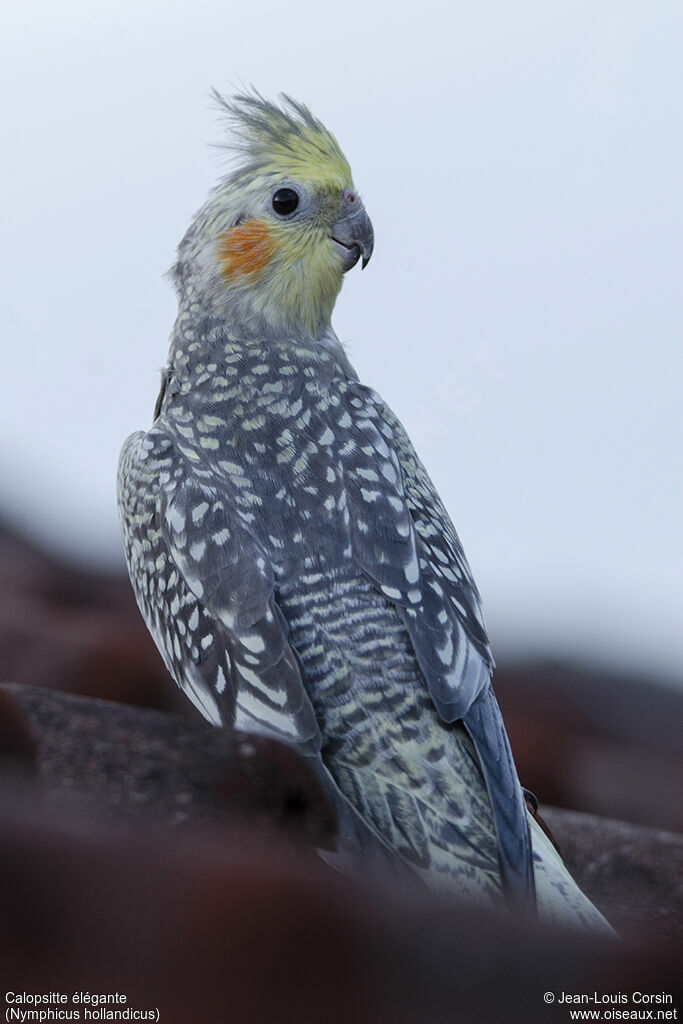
212, 89, 352, 189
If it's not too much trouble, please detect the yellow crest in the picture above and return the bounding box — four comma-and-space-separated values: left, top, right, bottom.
214, 90, 353, 191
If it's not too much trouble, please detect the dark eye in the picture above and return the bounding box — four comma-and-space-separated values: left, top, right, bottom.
272, 188, 299, 216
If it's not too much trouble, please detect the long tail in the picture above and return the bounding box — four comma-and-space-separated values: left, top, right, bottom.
464, 685, 536, 913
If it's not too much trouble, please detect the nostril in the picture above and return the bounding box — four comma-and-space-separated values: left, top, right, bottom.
343, 188, 357, 207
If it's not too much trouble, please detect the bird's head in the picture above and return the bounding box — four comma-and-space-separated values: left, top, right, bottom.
174, 91, 373, 339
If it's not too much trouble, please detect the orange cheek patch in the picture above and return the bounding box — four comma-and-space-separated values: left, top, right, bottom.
218, 220, 275, 281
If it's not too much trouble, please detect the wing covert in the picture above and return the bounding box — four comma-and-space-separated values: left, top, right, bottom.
118, 427, 321, 754
340, 380, 494, 723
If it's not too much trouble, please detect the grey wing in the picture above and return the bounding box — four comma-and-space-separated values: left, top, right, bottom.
117, 427, 321, 754
341, 381, 492, 722
340, 382, 534, 908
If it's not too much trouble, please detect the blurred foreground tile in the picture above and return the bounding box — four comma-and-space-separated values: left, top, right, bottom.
2, 682, 682, 945
0, 791, 681, 1024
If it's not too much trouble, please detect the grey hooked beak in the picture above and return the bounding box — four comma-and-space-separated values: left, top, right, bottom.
330, 206, 374, 272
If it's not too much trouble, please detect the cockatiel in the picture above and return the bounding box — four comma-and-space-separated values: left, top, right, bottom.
118, 92, 610, 930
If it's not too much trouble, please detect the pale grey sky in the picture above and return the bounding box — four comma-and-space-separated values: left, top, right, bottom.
2, 0, 681, 681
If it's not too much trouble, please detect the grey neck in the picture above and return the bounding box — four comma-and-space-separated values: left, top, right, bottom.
165, 295, 358, 383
